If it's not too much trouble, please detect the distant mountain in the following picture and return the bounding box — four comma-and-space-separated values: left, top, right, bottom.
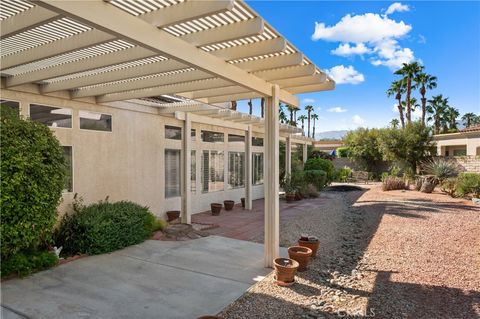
315, 130, 349, 140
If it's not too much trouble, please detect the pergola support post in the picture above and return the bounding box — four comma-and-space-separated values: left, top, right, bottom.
285, 135, 292, 176
264, 85, 280, 268
303, 143, 308, 163
245, 125, 253, 210
181, 113, 192, 224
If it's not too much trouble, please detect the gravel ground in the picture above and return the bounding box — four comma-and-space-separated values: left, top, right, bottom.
220, 184, 480, 319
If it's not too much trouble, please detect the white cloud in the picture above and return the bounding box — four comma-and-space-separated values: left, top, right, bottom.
311, 6, 415, 71
327, 107, 347, 113
326, 65, 365, 85
352, 115, 365, 125
331, 43, 371, 57
302, 98, 315, 104
385, 2, 410, 16
418, 34, 426, 44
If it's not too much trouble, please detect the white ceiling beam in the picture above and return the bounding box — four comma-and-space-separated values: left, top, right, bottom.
232, 53, 303, 72
210, 38, 286, 61
0, 6, 58, 38
179, 85, 248, 99
253, 64, 316, 81
96, 78, 233, 103
273, 74, 327, 88
180, 17, 264, 47
36, 0, 298, 105
74, 69, 213, 98
158, 104, 212, 114
2, 29, 116, 69
41, 59, 187, 93
138, 0, 234, 28
175, 111, 248, 131
284, 81, 335, 94
6, 47, 154, 87
204, 90, 298, 106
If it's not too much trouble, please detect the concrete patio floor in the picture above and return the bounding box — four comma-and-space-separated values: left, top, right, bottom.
1, 236, 281, 319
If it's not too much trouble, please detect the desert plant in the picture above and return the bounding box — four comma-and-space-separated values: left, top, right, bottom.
441, 178, 458, 197
336, 147, 351, 158
1, 105, 66, 263
55, 200, 156, 256
456, 173, 480, 198
335, 167, 352, 182
422, 158, 459, 182
382, 176, 407, 191
153, 219, 169, 231
282, 174, 296, 194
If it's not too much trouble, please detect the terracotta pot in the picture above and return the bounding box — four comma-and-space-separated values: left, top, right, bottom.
298, 238, 320, 257
210, 203, 222, 215
288, 246, 312, 271
166, 210, 180, 222
286, 193, 295, 202
294, 192, 302, 201
224, 200, 235, 211
241, 197, 245, 208
273, 257, 299, 285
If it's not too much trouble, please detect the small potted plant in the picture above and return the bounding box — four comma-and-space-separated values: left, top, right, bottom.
224, 200, 235, 211
273, 257, 299, 286
210, 203, 222, 215
241, 197, 245, 208
166, 210, 180, 222
298, 234, 320, 257
283, 175, 296, 203
288, 245, 312, 271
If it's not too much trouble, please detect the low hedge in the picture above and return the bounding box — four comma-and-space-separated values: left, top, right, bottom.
456, 172, 480, 198
304, 170, 327, 190
304, 158, 335, 183
1, 251, 58, 278
55, 200, 156, 256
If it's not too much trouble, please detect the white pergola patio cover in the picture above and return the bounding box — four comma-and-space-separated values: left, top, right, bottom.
0, 0, 335, 267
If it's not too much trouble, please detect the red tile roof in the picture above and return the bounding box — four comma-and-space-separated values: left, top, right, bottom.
462, 124, 480, 132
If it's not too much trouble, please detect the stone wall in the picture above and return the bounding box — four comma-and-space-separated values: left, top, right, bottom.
445, 156, 480, 173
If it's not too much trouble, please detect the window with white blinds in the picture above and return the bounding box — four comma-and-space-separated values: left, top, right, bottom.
165, 149, 181, 198
228, 152, 245, 189
202, 150, 224, 192
253, 153, 264, 185
191, 150, 196, 193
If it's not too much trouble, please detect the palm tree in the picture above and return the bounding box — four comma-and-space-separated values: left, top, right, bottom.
260, 98, 265, 118
390, 119, 400, 128
298, 115, 307, 135
294, 109, 297, 124
311, 113, 319, 139
387, 79, 406, 128
427, 95, 449, 134
231, 100, 237, 110
287, 104, 296, 126
461, 112, 479, 128
413, 72, 437, 125
395, 62, 424, 124
279, 103, 288, 124
248, 99, 253, 115
401, 97, 420, 120
305, 105, 314, 137
445, 106, 460, 131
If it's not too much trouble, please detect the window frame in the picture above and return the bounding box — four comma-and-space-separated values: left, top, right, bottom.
0, 99, 21, 116
252, 152, 264, 185
164, 149, 182, 198
62, 145, 74, 193
201, 150, 225, 193
165, 125, 182, 140
201, 130, 225, 143
228, 151, 245, 189
79, 110, 113, 132
29, 103, 72, 129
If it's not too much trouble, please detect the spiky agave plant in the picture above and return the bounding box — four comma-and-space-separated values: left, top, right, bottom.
422, 158, 460, 182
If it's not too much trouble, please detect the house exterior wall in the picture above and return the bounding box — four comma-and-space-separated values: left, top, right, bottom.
1, 88, 272, 219
434, 133, 480, 156
447, 156, 480, 173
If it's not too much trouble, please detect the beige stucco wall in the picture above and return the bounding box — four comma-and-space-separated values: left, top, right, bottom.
1, 88, 273, 219
434, 133, 480, 156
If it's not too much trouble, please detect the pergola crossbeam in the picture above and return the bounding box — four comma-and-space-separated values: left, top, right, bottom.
253, 64, 316, 82
0, 6, 58, 38
232, 53, 304, 72
284, 81, 335, 94
273, 74, 327, 88
210, 38, 286, 61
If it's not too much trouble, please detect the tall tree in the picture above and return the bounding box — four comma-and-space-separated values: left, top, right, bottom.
387, 79, 406, 128
461, 112, 479, 128
427, 94, 449, 134
294, 109, 297, 124
287, 104, 296, 126
401, 97, 420, 120
305, 105, 314, 138
394, 62, 424, 124
445, 106, 460, 131
413, 72, 437, 125
279, 103, 288, 124
390, 118, 400, 128
311, 113, 319, 139
298, 115, 307, 135
248, 99, 253, 115
231, 100, 237, 110
260, 98, 265, 118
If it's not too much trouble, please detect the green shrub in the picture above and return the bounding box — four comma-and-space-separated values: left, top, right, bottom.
1, 251, 58, 278
335, 167, 352, 182
422, 158, 459, 182
441, 178, 458, 197
456, 173, 480, 198
55, 200, 156, 256
382, 176, 407, 191
304, 158, 335, 183
306, 184, 320, 198
1, 106, 66, 261
304, 170, 327, 190
153, 219, 168, 231
336, 147, 350, 158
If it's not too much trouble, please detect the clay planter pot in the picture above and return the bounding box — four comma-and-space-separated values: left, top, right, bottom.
273, 257, 299, 285
288, 246, 312, 272
224, 200, 235, 211
298, 237, 320, 257
210, 203, 222, 216
241, 197, 245, 208
166, 210, 180, 222
285, 193, 296, 203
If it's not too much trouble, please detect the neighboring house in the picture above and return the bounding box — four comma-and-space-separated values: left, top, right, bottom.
434, 125, 480, 156
313, 140, 344, 153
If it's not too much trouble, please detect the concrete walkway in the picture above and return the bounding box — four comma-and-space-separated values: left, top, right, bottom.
1, 236, 277, 319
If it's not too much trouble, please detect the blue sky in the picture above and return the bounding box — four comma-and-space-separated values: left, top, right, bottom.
237, 1, 480, 133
